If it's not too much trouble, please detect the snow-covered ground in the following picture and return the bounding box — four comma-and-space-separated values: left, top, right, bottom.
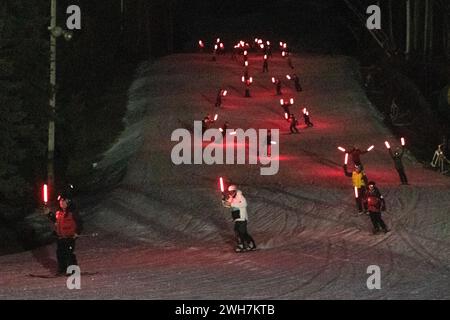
1, 52, 449, 299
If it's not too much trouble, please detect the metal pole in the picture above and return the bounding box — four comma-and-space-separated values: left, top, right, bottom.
48, 0, 57, 199
406, 0, 411, 57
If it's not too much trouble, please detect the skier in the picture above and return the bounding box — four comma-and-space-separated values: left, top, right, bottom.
262, 55, 269, 73
272, 78, 282, 96
266, 130, 272, 156
348, 146, 368, 168
215, 89, 222, 108
222, 185, 256, 252
389, 146, 408, 185
343, 164, 368, 214
43, 192, 83, 275
303, 110, 314, 127
221, 121, 229, 138
289, 114, 299, 134
291, 74, 302, 92
364, 181, 389, 234
202, 114, 212, 135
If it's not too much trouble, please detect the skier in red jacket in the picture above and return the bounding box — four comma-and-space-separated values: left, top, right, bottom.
364, 181, 389, 234
44, 192, 83, 275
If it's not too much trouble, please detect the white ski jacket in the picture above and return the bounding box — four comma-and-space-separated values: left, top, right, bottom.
230, 190, 248, 221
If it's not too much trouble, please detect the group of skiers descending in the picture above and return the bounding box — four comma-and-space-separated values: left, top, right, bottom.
342, 144, 409, 235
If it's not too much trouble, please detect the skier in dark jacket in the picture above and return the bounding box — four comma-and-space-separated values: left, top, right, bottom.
389, 146, 408, 185
364, 181, 389, 234
44, 193, 83, 275
348, 146, 368, 168
289, 114, 299, 134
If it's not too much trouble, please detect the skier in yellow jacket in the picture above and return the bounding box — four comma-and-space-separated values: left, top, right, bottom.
343, 164, 368, 214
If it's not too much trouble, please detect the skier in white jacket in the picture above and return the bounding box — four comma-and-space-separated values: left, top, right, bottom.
223, 185, 256, 252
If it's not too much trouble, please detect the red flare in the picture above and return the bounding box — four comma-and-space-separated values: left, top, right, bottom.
43, 184, 48, 204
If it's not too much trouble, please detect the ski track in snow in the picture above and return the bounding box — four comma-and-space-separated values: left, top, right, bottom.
1, 53, 450, 299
